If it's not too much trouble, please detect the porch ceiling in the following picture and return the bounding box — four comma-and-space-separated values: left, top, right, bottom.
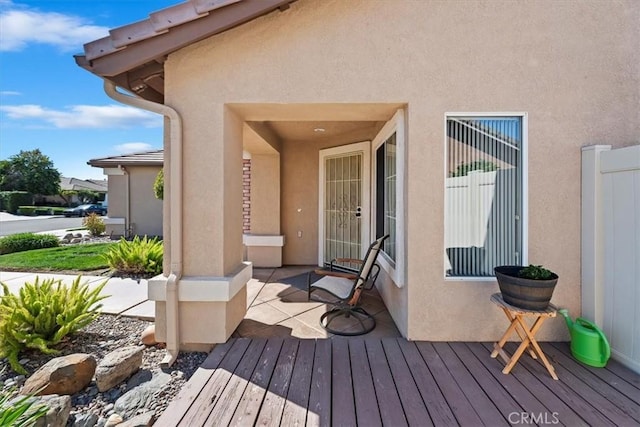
236, 103, 402, 147
259, 120, 385, 142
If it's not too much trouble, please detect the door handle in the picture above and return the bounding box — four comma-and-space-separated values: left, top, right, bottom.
355, 206, 362, 218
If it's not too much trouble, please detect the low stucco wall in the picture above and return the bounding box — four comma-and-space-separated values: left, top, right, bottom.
163, 0, 639, 341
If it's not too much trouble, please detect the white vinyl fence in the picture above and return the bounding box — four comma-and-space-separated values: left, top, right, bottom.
444, 169, 519, 277
582, 144, 640, 373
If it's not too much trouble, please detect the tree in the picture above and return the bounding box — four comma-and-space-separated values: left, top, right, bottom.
59, 189, 76, 206
153, 169, 163, 200
0, 149, 61, 195
59, 189, 99, 206
77, 190, 99, 204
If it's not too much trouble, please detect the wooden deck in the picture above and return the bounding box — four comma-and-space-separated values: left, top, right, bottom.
155, 338, 640, 427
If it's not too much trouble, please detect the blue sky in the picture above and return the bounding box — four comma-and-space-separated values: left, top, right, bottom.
0, 0, 178, 179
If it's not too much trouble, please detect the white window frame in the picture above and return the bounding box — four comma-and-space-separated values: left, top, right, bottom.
443, 112, 528, 281
372, 109, 406, 287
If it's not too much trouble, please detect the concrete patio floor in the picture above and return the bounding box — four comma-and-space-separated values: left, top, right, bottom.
235, 265, 402, 339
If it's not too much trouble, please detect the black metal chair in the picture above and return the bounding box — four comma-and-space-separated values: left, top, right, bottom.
308, 234, 389, 336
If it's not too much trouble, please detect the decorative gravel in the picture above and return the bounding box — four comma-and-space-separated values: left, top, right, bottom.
0, 314, 208, 425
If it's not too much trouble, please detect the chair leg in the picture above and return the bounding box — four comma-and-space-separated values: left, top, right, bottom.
320, 306, 376, 336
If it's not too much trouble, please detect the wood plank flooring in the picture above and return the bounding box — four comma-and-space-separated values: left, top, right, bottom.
155, 338, 640, 427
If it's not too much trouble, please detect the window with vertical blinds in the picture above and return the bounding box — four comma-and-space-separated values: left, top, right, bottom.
376, 133, 397, 262
445, 115, 524, 277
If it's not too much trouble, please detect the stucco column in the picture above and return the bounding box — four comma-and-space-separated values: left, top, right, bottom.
178, 106, 244, 275
149, 106, 250, 349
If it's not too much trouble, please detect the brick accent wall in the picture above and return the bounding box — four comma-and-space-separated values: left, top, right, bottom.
242, 159, 251, 232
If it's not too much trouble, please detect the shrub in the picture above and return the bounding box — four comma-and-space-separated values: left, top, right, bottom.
82, 213, 105, 237
0, 276, 108, 374
153, 169, 164, 200
16, 207, 36, 216
0, 233, 59, 255
15, 206, 61, 216
0, 192, 33, 214
103, 236, 163, 276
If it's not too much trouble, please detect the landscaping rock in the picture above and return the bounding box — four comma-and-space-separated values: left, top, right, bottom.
33, 394, 72, 427
95, 346, 144, 392
21, 354, 96, 396
71, 238, 83, 244
125, 370, 151, 391
140, 325, 157, 346
114, 372, 171, 419
119, 411, 155, 427
104, 413, 123, 427
73, 412, 99, 427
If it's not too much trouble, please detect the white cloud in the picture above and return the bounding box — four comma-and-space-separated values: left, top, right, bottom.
114, 143, 155, 154
0, 104, 162, 129
0, 3, 109, 51
0, 90, 21, 96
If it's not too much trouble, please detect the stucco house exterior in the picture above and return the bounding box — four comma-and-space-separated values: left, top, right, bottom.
75, 0, 639, 360
88, 150, 163, 238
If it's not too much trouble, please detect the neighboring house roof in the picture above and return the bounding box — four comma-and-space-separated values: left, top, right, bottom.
88, 150, 164, 168
60, 177, 108, 193
74, 0, 296, 102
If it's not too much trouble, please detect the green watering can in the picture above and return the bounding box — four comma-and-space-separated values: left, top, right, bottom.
558, 309, 611, 367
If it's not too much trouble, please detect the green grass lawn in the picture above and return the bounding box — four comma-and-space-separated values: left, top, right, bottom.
0, 243, 116, 272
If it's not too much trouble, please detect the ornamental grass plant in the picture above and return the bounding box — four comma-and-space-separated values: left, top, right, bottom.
103, 236, 163, 277
0, 276, 108, 374
0, 371, 48, 427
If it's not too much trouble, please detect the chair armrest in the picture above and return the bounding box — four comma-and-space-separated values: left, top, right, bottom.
314, 269, 357, 280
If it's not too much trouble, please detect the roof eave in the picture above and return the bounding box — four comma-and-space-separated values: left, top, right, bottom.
74, 0, 296, 101
88, 160, 163, 168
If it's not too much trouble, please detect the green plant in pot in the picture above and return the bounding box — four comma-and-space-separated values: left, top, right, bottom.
494, 264, 558, 310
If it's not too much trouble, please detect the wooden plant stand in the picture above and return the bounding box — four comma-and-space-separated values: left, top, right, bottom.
490, 293, 559, 380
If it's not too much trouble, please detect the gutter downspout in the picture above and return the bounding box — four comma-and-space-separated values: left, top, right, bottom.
118, 165, 130, 236
104, 80, 183, 367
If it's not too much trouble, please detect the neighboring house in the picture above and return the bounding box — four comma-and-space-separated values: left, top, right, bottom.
93, 148, 278, 267
74, 0, 639, 354
87, 151, 163, 238
39, 177, 108, 206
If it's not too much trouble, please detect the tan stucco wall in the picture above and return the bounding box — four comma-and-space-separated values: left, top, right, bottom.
164, 0, 639, 341
107, 175, 126, 220
127, 166, 163, 237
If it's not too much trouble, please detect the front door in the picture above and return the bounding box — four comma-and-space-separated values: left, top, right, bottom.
318, 141, 371, 269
